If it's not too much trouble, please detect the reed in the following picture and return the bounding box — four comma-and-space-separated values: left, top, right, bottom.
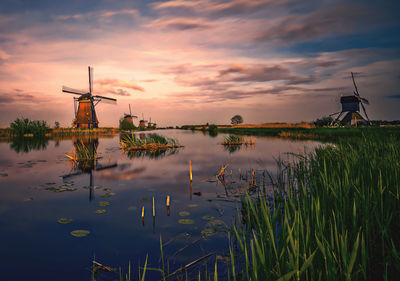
221, 135, 242, 145
229, 135, 400, 281
120, 133, 180, 152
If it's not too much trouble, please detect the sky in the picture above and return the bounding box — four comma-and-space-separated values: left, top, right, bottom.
0, 0, 399, 127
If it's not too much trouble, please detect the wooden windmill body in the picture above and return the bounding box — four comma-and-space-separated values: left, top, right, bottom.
330, 72, 370, 126
139, 113, 147, 129
123, 104, 138, 126
62, 66, 117, 128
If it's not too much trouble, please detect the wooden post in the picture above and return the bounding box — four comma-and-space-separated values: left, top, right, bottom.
189, 160, 192, 182
152, 196, 155, 217
166, 195, 170, 216
141, 206, 145, 226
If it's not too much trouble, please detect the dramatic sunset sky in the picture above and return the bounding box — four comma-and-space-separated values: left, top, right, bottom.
0, 0, 399, 127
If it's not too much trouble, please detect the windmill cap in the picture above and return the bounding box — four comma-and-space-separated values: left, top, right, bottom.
341, 96, 359, 103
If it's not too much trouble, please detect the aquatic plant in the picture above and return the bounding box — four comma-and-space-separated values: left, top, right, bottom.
229, 135, 400, 281
120, 133, 180, 152
222, 135, 242, 145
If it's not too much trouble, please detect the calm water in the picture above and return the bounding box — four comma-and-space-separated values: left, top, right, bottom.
0, 130, 322, 280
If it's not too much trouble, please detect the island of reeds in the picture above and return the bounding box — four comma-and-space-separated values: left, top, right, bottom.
120, 133, 181, 152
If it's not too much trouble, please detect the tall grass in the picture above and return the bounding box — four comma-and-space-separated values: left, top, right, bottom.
10, 117, 49, 136
120, 133, 180, 152
230, 135, 400, 280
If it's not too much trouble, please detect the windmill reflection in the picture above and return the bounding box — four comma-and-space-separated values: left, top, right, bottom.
63, 136, 117, 201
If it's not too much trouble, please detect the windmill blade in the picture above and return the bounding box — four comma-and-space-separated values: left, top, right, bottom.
351, 72, 360, 95
93, 95, 117, 101
131, 115, 138, 118
360, 97, 369, 105
360, 101, 370, 122
89, 66, 93, 95
62, 86, 87, 95
329, 111, 342, 117
129, 104, 132, 117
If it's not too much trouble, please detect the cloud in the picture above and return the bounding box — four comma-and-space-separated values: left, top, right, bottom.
255, 4, 383, 44
0, 90, 46, 103
387, 94, 400, 99
96, 78, 145, 92
55, 9, 139, 21
145, 18, 214, 30
151, 0, 291, 18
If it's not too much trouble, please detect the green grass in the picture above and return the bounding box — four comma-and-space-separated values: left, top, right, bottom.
217, 126, 400, 140
230, 135, 400, 280
120, 133, 180, 152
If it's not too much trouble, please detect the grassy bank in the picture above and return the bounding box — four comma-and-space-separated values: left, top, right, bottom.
229, 134, 400, 281
217, 126, 400, 140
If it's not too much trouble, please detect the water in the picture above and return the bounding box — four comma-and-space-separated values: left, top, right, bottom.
0, 130, 322, 280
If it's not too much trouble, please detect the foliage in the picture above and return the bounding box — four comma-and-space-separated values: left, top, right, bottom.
120, 133, 180, 152
231, 135, 400, 281
231, 115, 243, 125
120, 117, 136, 131
314, 116, 333, 127
222, 135, 242, 145
10, 117, 49, 136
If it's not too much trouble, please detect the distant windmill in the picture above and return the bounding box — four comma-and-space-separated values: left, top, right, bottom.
148, 117, 157, 129
62, 66, 117, 128
139, 113, 148, 129
123, 104, 138, 126
330, 72, 370, 126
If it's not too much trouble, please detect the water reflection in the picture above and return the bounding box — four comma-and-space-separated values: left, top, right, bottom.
62, 136, 117, 200
9, 137, 49, 153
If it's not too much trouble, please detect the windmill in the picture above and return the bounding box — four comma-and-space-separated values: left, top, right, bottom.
123, 104, 138, 126
139, 113, 148, 129
147, 117, 155, 128
62, 66, 117, 128
330, 72, 370, 126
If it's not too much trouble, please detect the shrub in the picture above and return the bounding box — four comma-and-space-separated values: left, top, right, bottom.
10, 117, 49, 136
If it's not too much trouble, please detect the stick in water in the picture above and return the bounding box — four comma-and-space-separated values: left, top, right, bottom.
189, 160, 192, 182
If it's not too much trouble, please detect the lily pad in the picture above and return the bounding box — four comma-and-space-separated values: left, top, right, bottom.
179, 211, 190, 217
201, 215, 214, 221
207, 219, 226, 228
127, 206, 137, 211
178, 219, 195, 225
45, 186, 77, 192
0, 173, 8, 177
201, 228, 217, 237
103, 187, 111, 191
140, 197, 150, 202
94, 209, 107, 214
57, 218, 73, 224
187, 204, 198, 208
70, 230, 90, 237
101, 192, 115, 198
23, 197, 33, 201
98, 201, 110, 207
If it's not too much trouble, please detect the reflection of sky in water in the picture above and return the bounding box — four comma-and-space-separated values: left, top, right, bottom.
0, 130, 323, 280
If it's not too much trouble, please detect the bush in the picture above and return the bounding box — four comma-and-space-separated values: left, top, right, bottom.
10, 118, 49, 136
119, 118, 136, 131
314, 116, 333, 127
